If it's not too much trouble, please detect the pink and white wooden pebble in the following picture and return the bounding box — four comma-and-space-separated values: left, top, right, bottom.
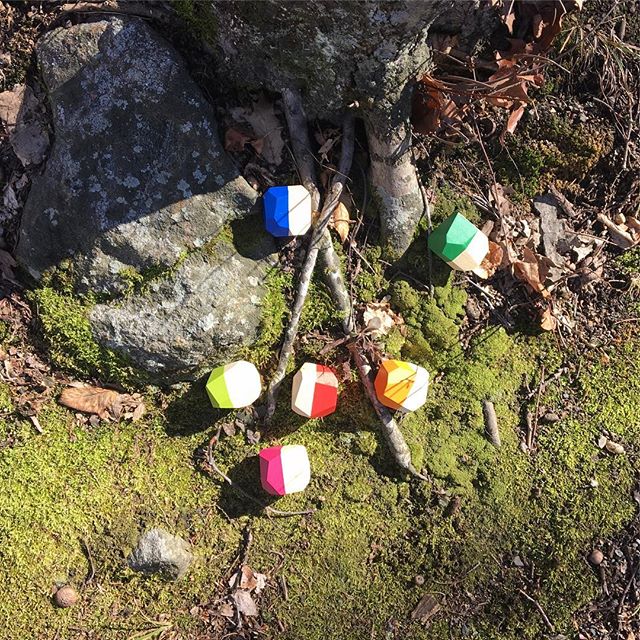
259, 444, 311, 496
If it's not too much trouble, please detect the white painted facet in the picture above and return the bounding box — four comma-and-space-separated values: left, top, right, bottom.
291, 363, 316, 417
449, 230, 489, 271
225, 360, 262, 407
400, 364, 430, 413
287, 185, 312, 235
280, 444, 311, 494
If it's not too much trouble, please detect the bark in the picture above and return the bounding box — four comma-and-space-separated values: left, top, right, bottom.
209, 0, 497, 257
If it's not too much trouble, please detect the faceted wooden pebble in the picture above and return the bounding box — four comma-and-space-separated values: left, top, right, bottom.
428, 212, 489, 272
374, 360, 429, 413
205, 360, 261, 409
291, 362, 339, 418
263, 185, 312, 237
259, 444, 311, 496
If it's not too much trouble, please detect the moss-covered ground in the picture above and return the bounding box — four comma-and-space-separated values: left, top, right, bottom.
2, 230, 640, 638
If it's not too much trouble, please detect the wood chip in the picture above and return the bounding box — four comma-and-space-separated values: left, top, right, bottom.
482, 399, 501, 447
411, 593, 441, 624
29, 415, 43, 434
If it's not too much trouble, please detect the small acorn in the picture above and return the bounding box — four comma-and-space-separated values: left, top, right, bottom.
53, 585, 78, 608
414, 574, 425, 586
588, 549, 604, 566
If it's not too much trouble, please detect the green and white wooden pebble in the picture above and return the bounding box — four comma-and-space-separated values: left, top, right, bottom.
428, 212, 489, 272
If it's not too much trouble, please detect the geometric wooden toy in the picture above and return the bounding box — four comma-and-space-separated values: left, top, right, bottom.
263, 185, 312, 237
259, 444, 311, 496
291, 362, 339, 418
205, 360, 262, 409
374, 360, 429, 413
428, 212, 489, 272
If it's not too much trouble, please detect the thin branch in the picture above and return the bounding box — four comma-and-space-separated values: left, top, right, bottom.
518, 589, 555, 633
347, 342, 429, 482
265, 91, 354, 422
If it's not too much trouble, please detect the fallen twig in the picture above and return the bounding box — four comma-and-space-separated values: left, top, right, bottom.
597, 213, 636, 249
518, 589, 555, 633
265, 91, 354, 422
80, 537, 95, 587
205, 430, 314, 518
347, 342, 429, 481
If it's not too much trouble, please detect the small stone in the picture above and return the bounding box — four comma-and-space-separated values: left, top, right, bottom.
53, 585, 78, 608
128, 528, 193, 580
513, 555, 525, 568
588, 549, 604, 566
605, 440, 625, 455
542, 411, 560, 423
414, 574, 425, 586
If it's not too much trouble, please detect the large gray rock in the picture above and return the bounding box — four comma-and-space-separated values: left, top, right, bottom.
17, 17, 257, 295
91, 221, 276, 380
17, 17, 279, 380
128, 528, 193, 580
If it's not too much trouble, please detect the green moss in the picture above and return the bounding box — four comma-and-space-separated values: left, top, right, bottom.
27, 288, 142, 386
0, 321, 9, 344
432, 183, 481, 226
240, 268, 290, 368
0, 384, 12, 414
497, 113, 614, 198
617, 246, 640, 276
352, 245, 387, 303
172, 0, 219, 44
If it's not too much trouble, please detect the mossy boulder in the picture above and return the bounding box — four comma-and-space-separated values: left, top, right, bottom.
17, 17, 281, 382
17, 17, 258, 296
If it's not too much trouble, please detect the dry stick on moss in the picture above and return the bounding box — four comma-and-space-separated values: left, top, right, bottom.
265, 94, 355, 422
205, 430, 314, 518
347, 343, 429, 482
517, 589, 555, 633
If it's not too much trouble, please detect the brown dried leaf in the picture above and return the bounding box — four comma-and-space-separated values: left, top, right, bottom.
131, 402, 146, 422
505, 103, 525, 135
230, 95, 284, 166
363, 298, 404, 337
331, 201, 350, 242
540, 306, 557, 331
59, 385, 122, 419
472, 240, 504, 279
512, 247, 550, 298
224, 127, 252, 153
233, 589, 258, 617
239, 565, 257, 591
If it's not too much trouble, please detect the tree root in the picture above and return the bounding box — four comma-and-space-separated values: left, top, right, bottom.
364, 96, 424, 259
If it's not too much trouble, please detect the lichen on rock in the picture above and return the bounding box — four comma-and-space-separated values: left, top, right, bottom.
17, 17, 279, 381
